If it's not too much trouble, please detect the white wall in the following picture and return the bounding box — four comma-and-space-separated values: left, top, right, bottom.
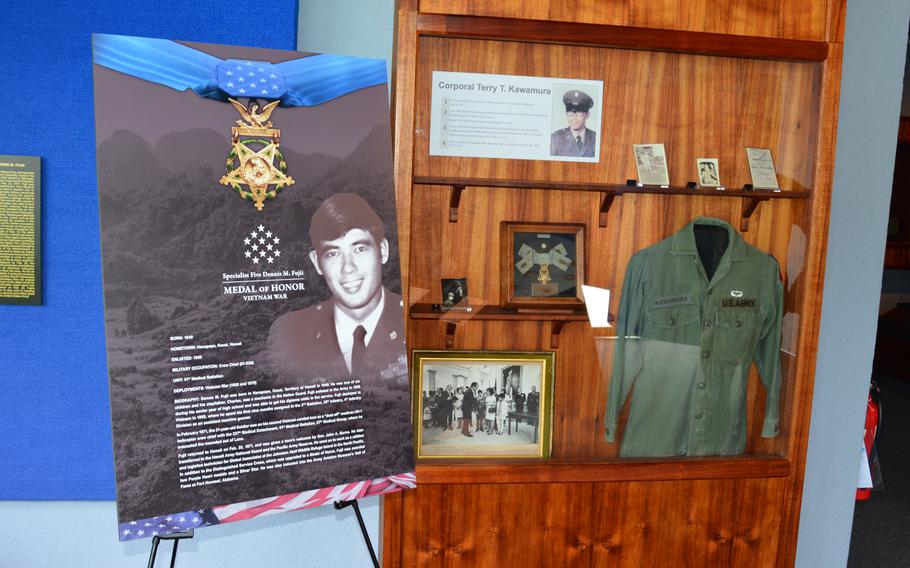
0, 498, 380, 567
796, 2, 909, 567
297, 0, 395, 85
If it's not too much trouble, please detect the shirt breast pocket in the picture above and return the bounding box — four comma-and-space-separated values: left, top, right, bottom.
716, 309, 760, 361
647, 303, 700, 330
645, 303, 700, 363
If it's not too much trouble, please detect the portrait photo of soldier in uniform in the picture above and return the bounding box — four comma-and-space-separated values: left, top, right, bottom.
267, 193, 406, 384
550, 88, 597, 158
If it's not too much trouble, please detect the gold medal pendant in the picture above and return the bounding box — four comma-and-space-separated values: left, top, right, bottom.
537, 263, 551, 286
220, 98, 295, 211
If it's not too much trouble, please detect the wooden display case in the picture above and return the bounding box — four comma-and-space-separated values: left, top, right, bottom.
385, 1, 845, 566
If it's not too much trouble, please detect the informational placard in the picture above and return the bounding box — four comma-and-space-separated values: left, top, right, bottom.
93, 35, 414, 541
746, 147, 781, 189
430, 71, 603, 162
0, 155, 41, 305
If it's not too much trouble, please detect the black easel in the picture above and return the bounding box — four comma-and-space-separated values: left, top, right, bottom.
146, 530, 193, 568
143, 502, 378, 567
335, 500, 380, 568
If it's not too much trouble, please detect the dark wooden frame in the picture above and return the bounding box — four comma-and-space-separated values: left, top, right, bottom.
499, 221, 586, 310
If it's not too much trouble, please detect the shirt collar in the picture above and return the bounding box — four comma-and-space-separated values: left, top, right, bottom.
334, 288, 386, 347
569, 127, 588, 138
668, 217, 750, 261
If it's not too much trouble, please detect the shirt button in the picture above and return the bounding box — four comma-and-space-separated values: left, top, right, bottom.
702, 351, 710, 359
707, 290, 713, 296
697, 383, 706, 389
695, 413, 704, 419
669, 317, 677, 325
735, 319, 743, 328
704, 319, 712, 327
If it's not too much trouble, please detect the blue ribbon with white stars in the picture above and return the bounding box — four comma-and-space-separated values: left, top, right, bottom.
118, 509, 218, 541
92, 34, 386, 107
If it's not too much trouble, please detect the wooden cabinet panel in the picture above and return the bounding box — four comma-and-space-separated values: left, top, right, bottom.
387, 479, 788, 567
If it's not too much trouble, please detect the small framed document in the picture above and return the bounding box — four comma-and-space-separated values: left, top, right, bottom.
500, 222, 585, 310
745, 147, 781, 190
632, 144, 670, 186
696, 158, 721, 188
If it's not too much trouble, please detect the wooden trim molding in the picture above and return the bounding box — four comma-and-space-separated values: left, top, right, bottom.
416, 457, 790, 484
417, 13, 829, 62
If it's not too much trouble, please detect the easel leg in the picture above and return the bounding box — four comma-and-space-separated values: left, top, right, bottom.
146, 537, 161, 568
146, 530, 194, 568
170, 538, 180, 568
335, 500, 380, 568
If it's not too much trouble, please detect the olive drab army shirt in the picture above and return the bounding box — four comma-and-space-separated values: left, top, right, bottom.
604, 217, 783, 457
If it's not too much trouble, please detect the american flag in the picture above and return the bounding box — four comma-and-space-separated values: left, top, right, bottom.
117, 472, 416, 541
118, 509, 217, 541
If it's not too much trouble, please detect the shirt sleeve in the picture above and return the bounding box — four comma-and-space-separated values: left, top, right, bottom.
754, 258, 784, 438
604, 253, 647, 443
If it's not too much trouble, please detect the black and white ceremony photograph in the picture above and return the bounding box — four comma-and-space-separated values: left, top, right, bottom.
412, 351, 553, 459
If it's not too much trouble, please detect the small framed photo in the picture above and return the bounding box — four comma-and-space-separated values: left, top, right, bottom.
632, 143, 670, 186
441, 278, 468, 308
413, 350, 554, 460
696, 157, 721, 188
500, 222, 585, 310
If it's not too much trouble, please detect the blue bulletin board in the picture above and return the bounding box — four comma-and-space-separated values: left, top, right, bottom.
0, 0, 298, 500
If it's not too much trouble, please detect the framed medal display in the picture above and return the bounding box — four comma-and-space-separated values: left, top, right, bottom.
500, 222, 585, 310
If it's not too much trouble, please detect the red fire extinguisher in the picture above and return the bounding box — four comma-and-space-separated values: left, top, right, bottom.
856, 379, 881, 501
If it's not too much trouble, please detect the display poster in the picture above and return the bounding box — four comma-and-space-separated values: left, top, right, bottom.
0, 155, 41, 305
745, 147, 781, 190
429, 71, 603, 162
92, 35, 414, 541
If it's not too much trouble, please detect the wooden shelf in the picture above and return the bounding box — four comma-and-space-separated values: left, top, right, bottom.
410, 303, 600, 348
415, 456, 790, 484
410, 303, 591, 320
417, 14, 829, 62
414, 176, 811, 231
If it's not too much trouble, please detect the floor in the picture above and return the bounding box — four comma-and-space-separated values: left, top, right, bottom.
848, 374, 910, 567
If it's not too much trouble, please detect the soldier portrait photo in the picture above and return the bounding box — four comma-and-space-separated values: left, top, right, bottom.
267, 193, 407, 384
550, 88, 597, 158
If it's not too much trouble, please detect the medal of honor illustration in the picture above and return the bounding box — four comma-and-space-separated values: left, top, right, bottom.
537, 263, 552, 286
220, 98, 295, 211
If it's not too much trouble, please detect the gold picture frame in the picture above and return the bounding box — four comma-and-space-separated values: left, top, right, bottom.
412, 350, 555, 460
